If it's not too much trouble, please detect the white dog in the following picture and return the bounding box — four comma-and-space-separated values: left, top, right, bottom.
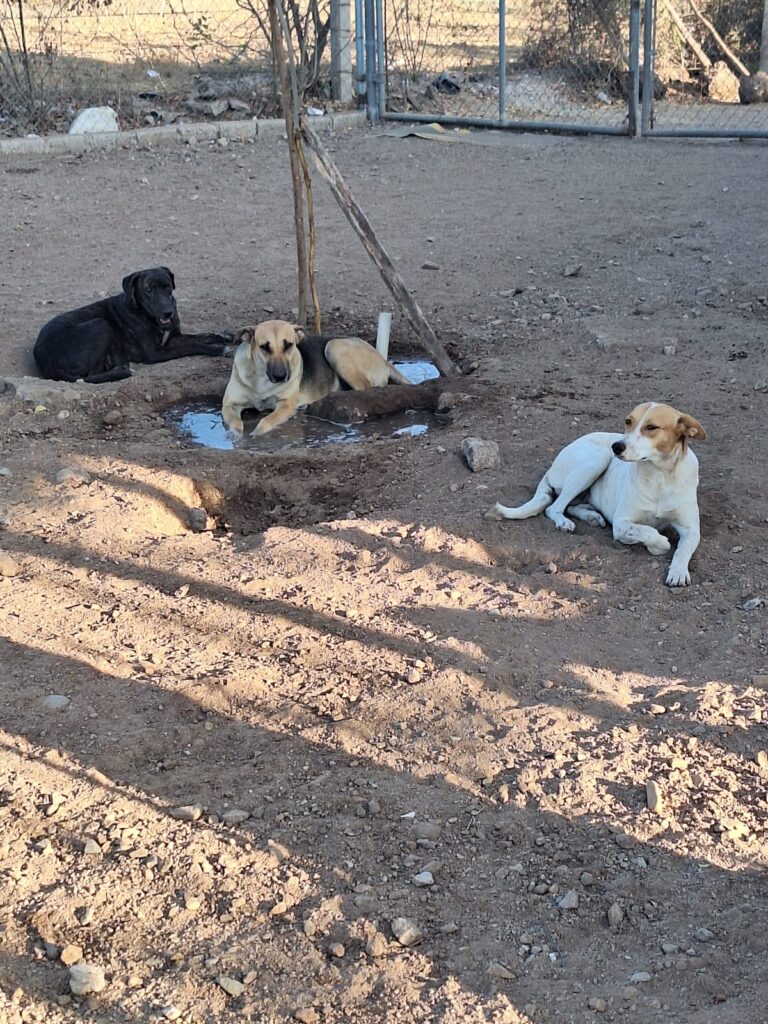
491, 402, 706, 587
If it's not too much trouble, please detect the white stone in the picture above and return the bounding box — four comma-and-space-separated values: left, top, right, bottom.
69, 107, 119, 134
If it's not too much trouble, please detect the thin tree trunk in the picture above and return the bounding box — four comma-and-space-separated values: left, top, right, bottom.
267, 0, 309, 327
300, 118, 457, 378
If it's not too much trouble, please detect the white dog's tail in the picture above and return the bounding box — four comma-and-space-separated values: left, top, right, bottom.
494, 475, 553, 519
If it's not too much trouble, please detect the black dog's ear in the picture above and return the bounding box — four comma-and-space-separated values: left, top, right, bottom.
236, 327, 255, 346
122, 271, 141, 305
159, 266, 176, 290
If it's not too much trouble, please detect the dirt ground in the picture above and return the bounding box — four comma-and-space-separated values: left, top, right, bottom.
0, 125, 767, 1024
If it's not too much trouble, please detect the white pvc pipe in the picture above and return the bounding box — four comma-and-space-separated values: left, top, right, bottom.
376, 311, 392, 360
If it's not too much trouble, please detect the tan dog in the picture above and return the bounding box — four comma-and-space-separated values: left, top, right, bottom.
222, 319, 409, 436
491, 402, 706, 587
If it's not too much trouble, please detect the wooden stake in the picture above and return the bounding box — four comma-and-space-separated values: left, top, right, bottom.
267, 0, 309, 326
301, 117, 457, 378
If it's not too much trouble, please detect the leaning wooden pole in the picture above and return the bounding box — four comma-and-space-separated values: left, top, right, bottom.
300, 117, 457, 378
685, 0, 749, 78
267, 0, 309, 326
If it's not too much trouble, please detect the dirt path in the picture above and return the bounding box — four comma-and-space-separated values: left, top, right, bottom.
0, 126, 766, 1024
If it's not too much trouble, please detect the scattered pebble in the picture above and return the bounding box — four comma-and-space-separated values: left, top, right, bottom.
412, 871, 434, 887
662, 942, 679, 954
588, 996, 607, 1012
82, 838, 101, 856
391, 916, 422, 946
69, 962, 105, 995
695, 927, 715, 942
328, 942, 345, 958
646, 779, 664, 814
558, 889, 579, 910
563, 263, 583, 278
580, 871, 594, 886
0, 554, 20, 577
607, 903, 624, 928
42, 694, 70, 711
168, 803, 203, 822
54, 467, 91, 487
217, 976, 245, 998
487, 961, 514, 979
421, 260, 440, 270
461, 436, 500, 472
293, 1008, 319, 1024
405, 667, 422, 685
630, 971, 651, 984
221, 808, 250, 825
60, 944, 83, 966
159, 1007, 181, 1020
366, 933, 388, 958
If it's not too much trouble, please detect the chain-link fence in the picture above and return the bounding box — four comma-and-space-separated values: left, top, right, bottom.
381, 0, 768, 137
0, 0, 334, 138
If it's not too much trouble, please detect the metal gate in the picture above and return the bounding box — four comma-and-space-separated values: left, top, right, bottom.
360, 0, 768, 138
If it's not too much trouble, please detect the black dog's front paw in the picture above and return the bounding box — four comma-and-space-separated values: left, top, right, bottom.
215, 331, 235, 345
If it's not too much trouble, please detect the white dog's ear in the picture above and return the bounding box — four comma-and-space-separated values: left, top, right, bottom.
292, 324, 306, 342
236, 327, 255, 346
677, 414, 706, 441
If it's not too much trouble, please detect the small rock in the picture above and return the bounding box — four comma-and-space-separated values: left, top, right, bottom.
421, 261, 440, 270
366, 933, 388, 958
102, 409, 123, 427
695, 927, 714, 942
0, 554, 20, 577
391, 916, 422, 946
82, 838, 101, 856
412, 871, 434, 887
663, 343, 677, 356
740, 70, 768, 104
69, 962, 106, 995
69, 106, 119, 134
169, 803, 203, 822
661, 942, 679, 954
405, 667, 422, 684
60, 944, 83, 966
646, 779, 664, 814
217, 976, 245, 998
54, 467, 91, 487
461, 436, 500, 472
634, 301, 655, 316
43, 694, 70, 711
752, 674, 768, 689
487, 961, 514, 979
187, 508, 209, 533
184, 892, 201, 911
648, 703, 667, 715
221, 808, 250, 825
580, 871, 594, 886
614, 833, 636, 849
755, 750, 768, 768
559, 889, 579, 910
630, 971, 651, 983
414, 820, 442, 841
741, 597, 764, 611
293, 1009, 319, 1024
159, 1007, 182, 1021
328, 942, 345, 958
44, 943, 61, 960
441, 921, 459, 934
607, 903, 624, 928
588, 996, 607, 1012
563, 263, 583, 278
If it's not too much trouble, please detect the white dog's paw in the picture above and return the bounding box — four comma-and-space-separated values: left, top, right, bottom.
666, 565, 691, 587
551, 516, 575, 533
647, 535, 672, 556
584, 510, 606, 528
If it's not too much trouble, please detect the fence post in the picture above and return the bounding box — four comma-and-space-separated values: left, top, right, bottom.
330, 0, 353, 103
498, 0, 507, 124
364, 0, 378, 119
354, 0, 366, 103
375, 0, 386, 115
641, 0, 655, 134
628, 0, 641, 137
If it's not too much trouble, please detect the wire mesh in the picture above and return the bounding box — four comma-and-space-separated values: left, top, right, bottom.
383, 0, 633, 129
0, 1, 330, 138
644, 0, 768, 135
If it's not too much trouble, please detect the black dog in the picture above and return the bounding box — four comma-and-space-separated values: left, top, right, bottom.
33, 267, 231, 383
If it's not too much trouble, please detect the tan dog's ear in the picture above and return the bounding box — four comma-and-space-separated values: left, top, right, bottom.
236, 327, 255, 346
677, 414, 706, 441
292, 324, 306, 342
